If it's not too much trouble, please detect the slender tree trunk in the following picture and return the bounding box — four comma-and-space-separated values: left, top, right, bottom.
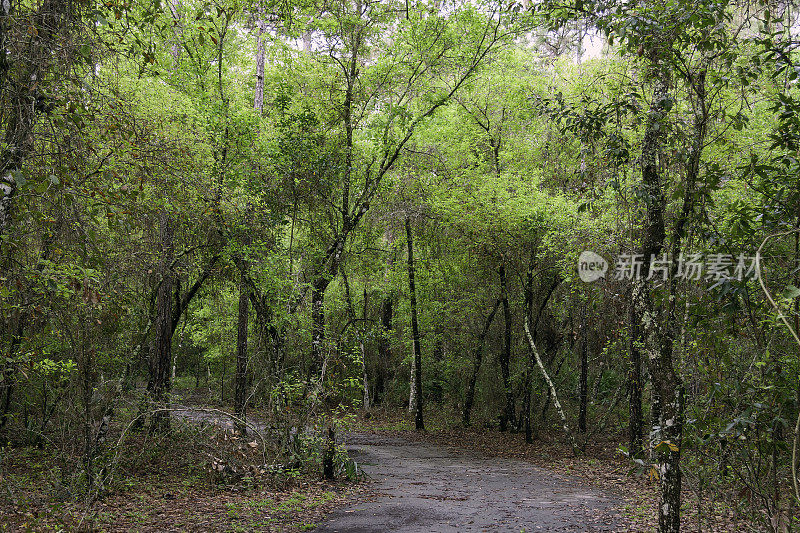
361, 288, 370, 410
376, 295, 392, 404
405, 217, 424, 431
408, 352, 416, 412
649, 386, 661, 459
323, 425, 335, 479
311, 277, 330, 375
628, 290, 644, 459
498, 263, 515, 432
360, 337, 370, 410
430, 339, 444, 402
167, 0, 183, 66
0, 168, 17, 240
633, 73, 684, 533
523, 253, 535, 443
0, 317, 25, 434
148, 213, 175, 432
81, 346, 95, 491
579, 307, 588, 433
342, 273, 370, 411
234, 269, 249, 435
0, 0, 15, 240
463, 299, 500, 427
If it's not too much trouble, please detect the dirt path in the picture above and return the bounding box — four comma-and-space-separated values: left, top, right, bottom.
315, 433, 621, 533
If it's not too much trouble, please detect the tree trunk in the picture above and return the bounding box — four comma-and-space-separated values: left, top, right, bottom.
376, 295, 392, 404
323, 425, 335, 479
430, 339, 444, 403
408, 351, 416, 412
148, 213, 175, 432
0, 317, 25, 434
0, 0, 72, 240
0, 0, 15, 239
524, 311, 577, 454
633, 73, 684, 533
650, 386, 662, 460
360, 338, 370, 410
628, 290, 644, 459
405, 217, 424, 431
579, 307, 588, 433
311, 277, 330, 376
0, 170, 16, 240
463, 299, 500, 427
499, 263, 515, 432
234, 269, 249, 435
361, 288, 370, 410
522, 253, 535, 443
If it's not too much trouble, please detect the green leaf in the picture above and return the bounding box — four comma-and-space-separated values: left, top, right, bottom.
783, 285, 800, 299
12, 171, 25, 188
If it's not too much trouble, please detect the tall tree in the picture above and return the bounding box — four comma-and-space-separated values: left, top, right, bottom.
498, 262, 515, 431
299, 0, 520, 377
406, 216, 424, 431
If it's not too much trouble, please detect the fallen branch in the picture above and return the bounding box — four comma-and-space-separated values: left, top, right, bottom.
524, 311, 578, 456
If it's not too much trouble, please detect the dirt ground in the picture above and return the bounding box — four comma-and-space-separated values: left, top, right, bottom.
314, 432, 620, 532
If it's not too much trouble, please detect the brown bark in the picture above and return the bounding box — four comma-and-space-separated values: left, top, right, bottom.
148, 213, 176, 432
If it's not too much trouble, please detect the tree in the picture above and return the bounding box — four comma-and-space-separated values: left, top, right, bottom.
295, 0, 521, 379
405, 216, 424, 430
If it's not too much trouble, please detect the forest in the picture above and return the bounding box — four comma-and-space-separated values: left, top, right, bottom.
2, 0, 800, 531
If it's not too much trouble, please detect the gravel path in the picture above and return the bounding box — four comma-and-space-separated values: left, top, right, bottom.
314, 433, 621, 533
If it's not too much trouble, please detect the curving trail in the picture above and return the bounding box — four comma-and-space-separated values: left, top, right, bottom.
315, 433, 621, 533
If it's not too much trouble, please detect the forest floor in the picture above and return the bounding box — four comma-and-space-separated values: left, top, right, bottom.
0, 403, 765, 532
0, 403, 360, 532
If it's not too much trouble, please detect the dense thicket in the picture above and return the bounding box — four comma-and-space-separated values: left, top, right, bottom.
3, 0, 800, 530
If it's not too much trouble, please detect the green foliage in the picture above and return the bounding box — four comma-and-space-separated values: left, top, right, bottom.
4, 0, 800, 528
